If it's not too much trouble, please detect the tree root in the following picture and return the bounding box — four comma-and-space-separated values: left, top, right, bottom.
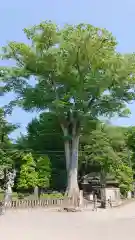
58, 207, 81, 212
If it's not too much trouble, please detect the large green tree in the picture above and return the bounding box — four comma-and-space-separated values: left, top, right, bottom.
1, 21, 135, 199
81, 124, 133, 193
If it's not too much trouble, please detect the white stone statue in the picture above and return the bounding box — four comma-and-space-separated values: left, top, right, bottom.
4, 170, 16, 203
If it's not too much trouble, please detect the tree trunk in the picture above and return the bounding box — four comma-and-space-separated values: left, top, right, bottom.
66, 136, 80, 206
64, 140, 70, 173
100, 169, 106, 208
61, 124, 80, 206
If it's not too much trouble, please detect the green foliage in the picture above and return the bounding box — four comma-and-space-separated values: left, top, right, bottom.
81, 124, 133, 192
24, 112, 63, 152
1, 22, 135, 131
17, 153, 38, 190
36, 156, 51, 188
112, 164, 133, 195
125, 126, 135, 170
82, 124, 128, 169
16, 112, 66, 191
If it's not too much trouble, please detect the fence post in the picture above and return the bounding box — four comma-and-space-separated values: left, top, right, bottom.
79, 190, 84, 207
92, 194, 97, 211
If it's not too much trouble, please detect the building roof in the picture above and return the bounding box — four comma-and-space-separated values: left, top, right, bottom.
81, 172, 119, 185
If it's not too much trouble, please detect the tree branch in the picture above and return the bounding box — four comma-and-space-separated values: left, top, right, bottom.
10, 45, 24, 68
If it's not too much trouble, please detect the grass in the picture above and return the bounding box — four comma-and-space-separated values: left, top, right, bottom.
40, 193, 64, 199
0, 192, 18, 201
0, 192, 64, 201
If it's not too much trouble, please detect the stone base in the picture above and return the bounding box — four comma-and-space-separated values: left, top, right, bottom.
101, 187, 121, 208
127, 191, 132, 199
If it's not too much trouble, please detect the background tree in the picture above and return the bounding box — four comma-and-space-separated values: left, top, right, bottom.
1, 21, 135, 200
16, 112, 66, 190
81, 124, 133, 193
17, 153, 38, 192
36, 156, 51, 190
125, 127, 135, 171
0, 108, 17, 192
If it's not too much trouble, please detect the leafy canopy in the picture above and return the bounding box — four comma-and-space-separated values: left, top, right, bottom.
1, 21, 135, 130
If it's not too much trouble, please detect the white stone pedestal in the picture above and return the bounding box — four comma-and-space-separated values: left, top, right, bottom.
127, 191, 132, 199
79, 190, 84, 207
101, 187, 121, 208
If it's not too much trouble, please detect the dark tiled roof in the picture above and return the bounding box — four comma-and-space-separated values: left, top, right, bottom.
82, 172, 118, 184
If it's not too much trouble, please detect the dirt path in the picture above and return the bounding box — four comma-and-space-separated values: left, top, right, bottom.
1, 201, 135, 240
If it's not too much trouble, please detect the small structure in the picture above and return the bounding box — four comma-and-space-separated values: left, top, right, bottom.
80, 172, 121, 207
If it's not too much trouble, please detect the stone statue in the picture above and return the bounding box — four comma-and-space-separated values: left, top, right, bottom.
4, 170, 16, 204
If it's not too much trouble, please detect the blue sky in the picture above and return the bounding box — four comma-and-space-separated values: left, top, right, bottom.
1, 0, 135, 139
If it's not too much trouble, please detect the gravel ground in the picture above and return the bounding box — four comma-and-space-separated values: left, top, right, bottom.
0, 201, 135, 240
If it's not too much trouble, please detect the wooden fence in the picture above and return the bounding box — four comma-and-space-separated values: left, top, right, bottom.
0, 198, 73, 210
0, 196, 120, 211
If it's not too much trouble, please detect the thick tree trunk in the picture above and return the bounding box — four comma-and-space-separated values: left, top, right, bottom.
61, 127, 70, 173
66, 136, 80, 206
61, 123, 80, 206
100, 169, 106, 208
64, 141, 71, 195
67, 136, 79, 194
64, 140, 70, 173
